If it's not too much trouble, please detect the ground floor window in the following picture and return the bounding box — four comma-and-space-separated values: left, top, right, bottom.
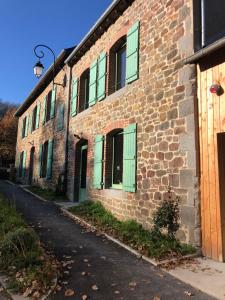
19, 151, 24, 177
112, 130, 123, 188
41, 141, 48, 178
93, 123, 137, 192
39, 139, 53, 179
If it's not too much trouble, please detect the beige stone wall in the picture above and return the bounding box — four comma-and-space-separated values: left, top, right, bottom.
67, 0, 199, 245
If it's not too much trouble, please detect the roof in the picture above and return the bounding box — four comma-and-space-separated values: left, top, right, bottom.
15, 47, 75, 117
184, 36, 225, 64
65, 0, 134, 66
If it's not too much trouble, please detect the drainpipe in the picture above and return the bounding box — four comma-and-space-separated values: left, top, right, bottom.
63, 65, 72, 194
201, 0, 205, 47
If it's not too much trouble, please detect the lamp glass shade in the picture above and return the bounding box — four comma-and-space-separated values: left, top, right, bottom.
34, 61, 44, 78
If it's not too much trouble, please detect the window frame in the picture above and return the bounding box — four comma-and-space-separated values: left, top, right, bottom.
40, 141, 48, 178
78, 68, 90, 113
32, 105, 37, 132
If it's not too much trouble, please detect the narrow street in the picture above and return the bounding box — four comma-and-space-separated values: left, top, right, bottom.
0, 181, 213, 300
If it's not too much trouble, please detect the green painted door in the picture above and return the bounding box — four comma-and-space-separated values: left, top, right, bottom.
79, 145, 88, 202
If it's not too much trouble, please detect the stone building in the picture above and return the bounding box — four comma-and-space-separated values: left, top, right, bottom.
15, 0, 202, 256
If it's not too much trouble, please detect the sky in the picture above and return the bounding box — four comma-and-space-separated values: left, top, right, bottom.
0, 0, 112, 105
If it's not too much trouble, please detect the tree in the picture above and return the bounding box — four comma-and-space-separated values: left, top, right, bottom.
0, 107, 18, 163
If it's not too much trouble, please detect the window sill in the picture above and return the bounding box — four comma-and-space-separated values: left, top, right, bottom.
110, 184, 123, 190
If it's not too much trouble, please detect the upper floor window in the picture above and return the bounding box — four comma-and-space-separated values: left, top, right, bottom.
46, 91, 52, 123
21, 116, 28, 139
108, 37, 126, 95
32, 106, 37, 132
194, 0, 225, 50
43, 87, 56, 124
79, 69, 90, 113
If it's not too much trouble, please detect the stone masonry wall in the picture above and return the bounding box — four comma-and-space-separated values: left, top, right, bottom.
67, 0, 200, 245
16, 66, 69, 190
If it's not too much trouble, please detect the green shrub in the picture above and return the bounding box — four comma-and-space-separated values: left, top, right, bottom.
153, 187, 180, 237
0, 227, 42, 269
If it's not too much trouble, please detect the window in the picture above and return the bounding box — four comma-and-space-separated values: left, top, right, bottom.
43, 88, 56, 124
46, 91, 52, 123
39, 139, 53, 179
93, 123, 137, 192
32, 106, 37, 132
194, 0, 225, 50
19, 151, 24, 177
22, 116, 28, 138
41, 141, 48, 178
112, 130, 123, 187
108, 37, 126, 95
19, 150, 26, 177
57, 103, 64, 131
105, 129, 123, 189
79, 69, 90, 112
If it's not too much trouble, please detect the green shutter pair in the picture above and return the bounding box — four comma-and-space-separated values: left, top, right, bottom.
89, 52, 107, 106
42, 87, 56, 124
22, 150, 27, 177
126, 21, 140, 84
39, 140, 54, 179
93, 123, 137, 192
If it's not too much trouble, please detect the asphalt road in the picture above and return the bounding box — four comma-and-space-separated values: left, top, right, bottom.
0, 180, 214, 300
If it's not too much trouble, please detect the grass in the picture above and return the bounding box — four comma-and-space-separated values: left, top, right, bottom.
69, 201, 196, 260
26, 185, 68, 202
0, 194, 58, 297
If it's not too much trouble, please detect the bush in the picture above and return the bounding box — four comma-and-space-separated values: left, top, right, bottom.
0, 227, 42, 269
153, 187, 180, 237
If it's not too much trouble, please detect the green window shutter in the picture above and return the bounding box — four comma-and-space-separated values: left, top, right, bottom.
93, 135, 104, 189
30, 112, 33, 133
88, 59, 98, 107
126, 21, 140, 84
25, 116, 29, 137
46, 139, 54, 179
50, 86, 56, 119
39, 144, 43, 177
42, 96, 47, 124
57, 104, 64, 131
71, 78, 78, 116
97, 52, 107, 101
36, 103, 41, 129
123, 123, 137, 192
22, 150, 27, 177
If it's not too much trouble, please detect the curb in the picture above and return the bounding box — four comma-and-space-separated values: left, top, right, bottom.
19, 185, 199, 267
0, 275, 57, 300
61, 208, 160, 267
4, 180, 15, 186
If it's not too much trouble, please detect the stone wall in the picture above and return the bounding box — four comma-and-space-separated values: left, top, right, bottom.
16, 66, 69, 190
67, 0, 200, 245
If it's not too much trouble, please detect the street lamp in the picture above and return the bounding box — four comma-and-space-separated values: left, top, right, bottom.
33, 44, 65, 86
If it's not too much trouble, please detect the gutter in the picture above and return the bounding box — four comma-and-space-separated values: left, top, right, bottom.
65, 0, 122, 65
184, 36, 225, 64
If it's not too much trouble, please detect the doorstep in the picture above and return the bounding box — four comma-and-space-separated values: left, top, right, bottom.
167, 257, 225, 300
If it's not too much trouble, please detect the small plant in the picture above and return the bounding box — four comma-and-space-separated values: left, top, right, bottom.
153, 187, 180, 238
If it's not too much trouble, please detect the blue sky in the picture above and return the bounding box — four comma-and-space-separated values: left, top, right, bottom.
0, 0, 112, 104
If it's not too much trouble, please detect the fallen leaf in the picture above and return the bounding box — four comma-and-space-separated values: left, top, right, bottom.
23, 287, 33, 297
115, 290, 120, 294
0, 287, 3, 292
92, 285, 99, 291
64, 271, 70, 275
65, 289, 75, 297
129, 282, 137, 287
84, 259, 88, 262
32, 291, 40, 298
56, 285, 62, 291
184, 291, 193, 297
81, 272, 87, 276
153, 297, 161, 300
62, 281, 69, 285
82, 295, 88, 300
